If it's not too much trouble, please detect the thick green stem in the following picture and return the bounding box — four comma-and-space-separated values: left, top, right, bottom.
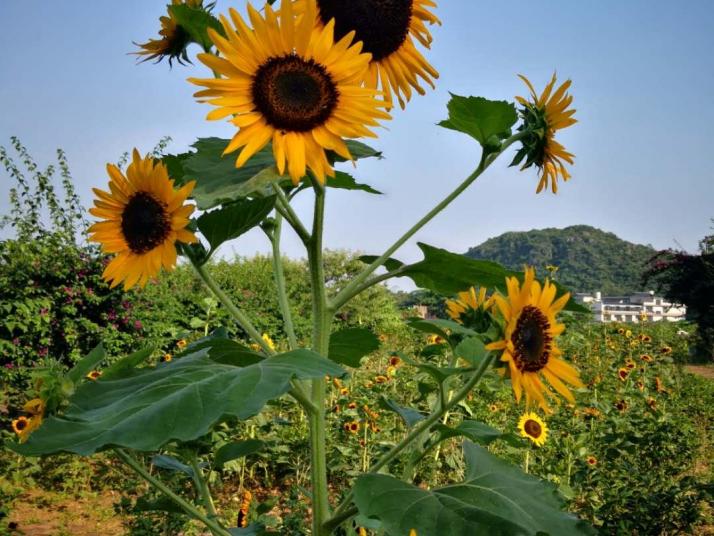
114, 449, 231, 536
270, 213, 299, 350
324, 353, 496, 532
192, 261, 274, 355
273, 184, 310, 243
188, 453, 221, 533
307, 182, 332, 535
331, 134, 526, 311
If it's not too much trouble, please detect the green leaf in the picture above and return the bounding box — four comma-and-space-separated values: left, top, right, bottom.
187, 338, 264, 367
453, 337, 487, 366
165, 138, 285, 210
134, 495, 186, 515
353, 441, 595, 536
407, 318, 479, 339
11, 349, 344, 456
358, 255, 404, 273
439, 95, 517, 151
333, 140, 383, 162
215, 439, 265, 468
326, 171, 382, 195
66, 343, 106, 384
376, 243, 587, 313
433, 420, 508, 446
328, 327, 380, 367
102, 347, 154, 380
168, 4, 225, 51
379, 397, 425, 428
151, 455, 195, 478
197, 196, 276, 257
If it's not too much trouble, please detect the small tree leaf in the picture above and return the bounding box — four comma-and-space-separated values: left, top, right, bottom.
379, 397, 425, 428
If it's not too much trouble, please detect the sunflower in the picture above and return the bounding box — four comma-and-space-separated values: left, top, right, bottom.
488, 403, 499, 413
12, 415, 42, 443
345, 421, 360, 434
586, 455, 597, 467
660, 345, 673, 355
237, 490, 252, 528
88, 150, 197, 290
617, 367, 629, 382
189, 1, 391, 184
134, 0, 205, 66
513, 74, 577, 194
163, 353, 173, 362
517, 412, 547, 447
426, 334, 445, 345
177, 339, 188, 349
389, 355, 401, 367
640, 354, 653, 363
262, 333, 276, 351
614, 399, 628, 412
23, 398, 45, 417
374, 375, 389, 384
296, 0, 441, 109
86, 370, 103, 381
646, 397, 657, 410
446, 287, 495, 330
486, 267, 584, 411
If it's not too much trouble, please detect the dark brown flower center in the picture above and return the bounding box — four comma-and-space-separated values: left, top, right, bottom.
15, 419, 27, 431
121, 192, 172, 254
252, 55, 338, 132
524, 419, 542, 438
511, 305, 552, 372
316, 0, 413, 61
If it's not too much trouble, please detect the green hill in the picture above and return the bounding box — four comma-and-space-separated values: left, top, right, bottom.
464, 225, 656, 295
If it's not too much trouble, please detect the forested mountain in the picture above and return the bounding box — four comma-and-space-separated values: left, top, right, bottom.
465, 225, 656, 295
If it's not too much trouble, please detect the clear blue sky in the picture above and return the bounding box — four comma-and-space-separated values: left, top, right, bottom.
1, 1, 713, 282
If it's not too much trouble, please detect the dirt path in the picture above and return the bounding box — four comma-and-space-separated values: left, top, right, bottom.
685, 365, 714, 380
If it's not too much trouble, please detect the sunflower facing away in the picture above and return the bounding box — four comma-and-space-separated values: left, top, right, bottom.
296, 0, 441, 108
513, 73, 577, 194
134, 0, 206, 65
446, 286, 495, 329
189, 1, 391, 184
517, 412, 547, 447
486, 267, 584, 411
88, 150, 197, 290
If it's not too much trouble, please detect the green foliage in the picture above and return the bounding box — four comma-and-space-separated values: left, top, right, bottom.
465, 225, 656, 295
439, 95, 518, 153
13, 344, 344, 456
353, 442, 595, 536
364, 243, 587, 312
328, 328, 380, 367
168, 3, 224, 52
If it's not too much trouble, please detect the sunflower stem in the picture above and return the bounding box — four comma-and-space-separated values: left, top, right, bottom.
273, 183, 311, 243
307, 180, 333, 535
188, 453, 221, 530
270, 212, 299, 350
324, 353, 496, 532
191, 258, 314, 413
330, 132, 528, 311
114, 449, 231, 536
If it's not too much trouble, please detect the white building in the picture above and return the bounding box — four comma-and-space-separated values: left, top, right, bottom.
575, 291, 687, 323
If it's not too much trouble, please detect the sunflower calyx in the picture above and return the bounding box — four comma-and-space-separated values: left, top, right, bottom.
510, 104, 549, 170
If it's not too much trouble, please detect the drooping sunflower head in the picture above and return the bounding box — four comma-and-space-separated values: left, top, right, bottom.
23, 398, 45, 417
517, 412, 547, 447
133, 0, 207, 66
512, 74, 577, 194
189, 1, 391, 184
88, 150, 197, 291
446, 286, 495, 331
296, 0, 441, 109
486, 267, 584, 412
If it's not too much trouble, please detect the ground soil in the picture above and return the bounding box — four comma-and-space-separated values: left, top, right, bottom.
686, 364, 714, 380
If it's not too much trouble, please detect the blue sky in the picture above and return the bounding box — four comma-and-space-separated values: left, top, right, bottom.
1, 1, 713, 281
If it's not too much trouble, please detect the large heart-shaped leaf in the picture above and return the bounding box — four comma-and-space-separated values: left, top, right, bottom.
368, 243, 588, 313
10, 348, 344, 456
164, 138, 284, 210
439, 95, 517, 152
197, 196, 276, 258
328, 327, 380, 367
353, 441, 595, 536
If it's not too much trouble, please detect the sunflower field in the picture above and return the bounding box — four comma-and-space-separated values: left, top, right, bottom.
2, 1, 713, 535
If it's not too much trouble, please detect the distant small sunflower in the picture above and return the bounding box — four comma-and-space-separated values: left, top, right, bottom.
487, 267, 584, 412
624, 359, 636, 370
636, 380, 644, 391
345, 421, 360, 434
163, 353, 173, 363
488, 403, 499, 413
261, 334, 276, 351
617, 328, 625, 335
513, 74, 577, 193
88, 150, 197, 290
133, 0, 205, 66
426, 334, 445, 345
617, 368, 629, 382
298, 0, 441, 109
446, 287, 494, 330
654, 377, 667, 393
660, 345, 673, 355
586, 455, 597, 467
646, 397, 657, 410
190, 1, 391, 184
177, 339, 188, 349
389, 355, 401, 367
517, 412, 547, 447
614, 399, 628, 412
640, 354, 653, 363
374, 375, 389, 384
86, 370, 103, 381
23, 398, 45, 417
347, 402, 358, 409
